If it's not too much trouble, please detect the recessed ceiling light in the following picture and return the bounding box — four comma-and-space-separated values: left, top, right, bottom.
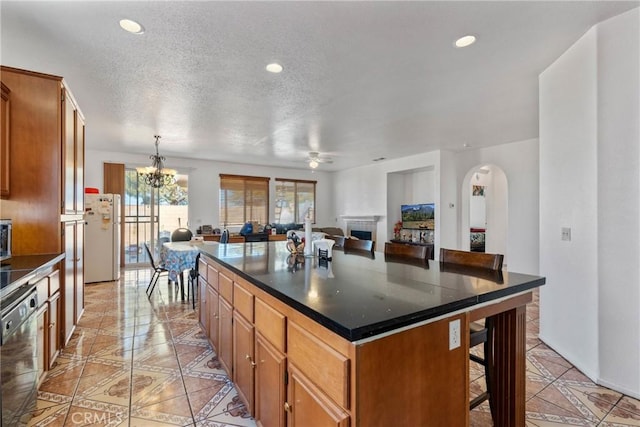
266, 63, 283, 73
119, 19, 145, 35
454, 35, 476, 48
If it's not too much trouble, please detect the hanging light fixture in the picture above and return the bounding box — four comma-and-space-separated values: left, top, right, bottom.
136, 135, 177, 188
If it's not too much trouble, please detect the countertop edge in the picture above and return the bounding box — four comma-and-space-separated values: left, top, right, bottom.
198, 248, 544, 342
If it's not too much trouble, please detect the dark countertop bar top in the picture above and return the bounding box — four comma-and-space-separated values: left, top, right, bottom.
1, 253, 65, 308
195, 241, 545, 342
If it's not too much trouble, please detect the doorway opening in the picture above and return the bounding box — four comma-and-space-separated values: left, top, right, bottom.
461, 165, 508, 264
123, 169, 189, 266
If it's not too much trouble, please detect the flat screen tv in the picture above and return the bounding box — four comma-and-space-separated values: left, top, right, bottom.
401, 203, 435, 230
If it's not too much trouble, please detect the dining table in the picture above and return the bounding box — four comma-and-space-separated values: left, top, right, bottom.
160, 241, 200, 300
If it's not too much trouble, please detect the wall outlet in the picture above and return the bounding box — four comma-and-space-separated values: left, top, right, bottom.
449, 319, 461, 350
561, 227, 571, 241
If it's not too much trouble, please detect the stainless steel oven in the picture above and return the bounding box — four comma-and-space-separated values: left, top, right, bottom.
0, 219, 11, 262
1, 287, 39, 426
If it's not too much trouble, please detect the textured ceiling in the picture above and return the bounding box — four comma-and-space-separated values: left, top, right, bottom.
1, 1, 638, 171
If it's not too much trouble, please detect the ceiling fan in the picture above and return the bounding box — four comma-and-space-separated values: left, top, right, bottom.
306, 151, 333, 169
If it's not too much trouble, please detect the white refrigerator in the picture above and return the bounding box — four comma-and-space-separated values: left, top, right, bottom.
84, 193, 121, 283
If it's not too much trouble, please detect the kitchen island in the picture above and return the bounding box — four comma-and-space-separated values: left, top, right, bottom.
195, 241, 544, 426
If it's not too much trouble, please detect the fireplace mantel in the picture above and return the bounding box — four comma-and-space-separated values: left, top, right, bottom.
340, 215, 380, 222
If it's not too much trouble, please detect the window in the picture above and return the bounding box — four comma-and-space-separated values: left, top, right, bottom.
275, 178, 316, 224
220, 174, 269, 226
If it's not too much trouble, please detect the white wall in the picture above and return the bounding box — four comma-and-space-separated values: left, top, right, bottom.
539, 8, 639, 398
85, 150, 335, 232
456, 140, 539, 274
334, 150, 442, 247
596, 9, 640, 397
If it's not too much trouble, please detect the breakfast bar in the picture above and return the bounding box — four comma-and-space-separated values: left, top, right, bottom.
195, 241, 545, 426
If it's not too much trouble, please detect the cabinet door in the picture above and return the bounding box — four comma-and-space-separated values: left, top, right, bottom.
208, 285, 219, 350
62, 89, 75, 214
36, 304, 48, 385
199, 276, 208, 332
233, 311, 255, 414
1, 82, 10, 198
286, 364, 349, 427
255, 332, 286, 427
63, 221, 76, 345
75, 219, 84, 323
49, 292, 61, 367
218, 297, 233, 375
74, 112, 84, 213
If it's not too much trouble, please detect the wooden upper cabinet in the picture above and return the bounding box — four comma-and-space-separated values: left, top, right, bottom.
1, 82, 10, 198
0, 66, 64, 255
62, 87, 84, 215
75, 109, 85, 213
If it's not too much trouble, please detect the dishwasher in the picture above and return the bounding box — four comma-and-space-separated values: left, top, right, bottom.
1, 286, 39, 427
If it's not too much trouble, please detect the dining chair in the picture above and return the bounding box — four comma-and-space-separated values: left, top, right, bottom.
144, 242, 169, 297
171, 227, 193, 242
327, 235, 345, 250
439, 248, 504, 418
383, 242, 428, 264
187, 253, 201, 309
343, 238, 375, 257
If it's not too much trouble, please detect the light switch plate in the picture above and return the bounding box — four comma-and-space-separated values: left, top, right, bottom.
561, 227, 571, 241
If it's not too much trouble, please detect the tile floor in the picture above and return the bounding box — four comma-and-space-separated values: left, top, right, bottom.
25, 268, 640, 426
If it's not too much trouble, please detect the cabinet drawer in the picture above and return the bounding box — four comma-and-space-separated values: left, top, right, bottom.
233, 280, 254, 322
35, 276, 48, 306
255, 298, 286, 353
48, 270, 60, 295
219, 269, 233, 303
198, 257, 208, 282
207, 264, 219, 291
288, 321, 350, 409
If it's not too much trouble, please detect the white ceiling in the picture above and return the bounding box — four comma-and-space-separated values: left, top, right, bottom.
1, 1, 638, 171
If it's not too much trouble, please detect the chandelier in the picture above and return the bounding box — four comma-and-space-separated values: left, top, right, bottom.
136, 135, 177, 188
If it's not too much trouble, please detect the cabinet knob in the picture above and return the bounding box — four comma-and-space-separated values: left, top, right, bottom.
284, 402, 292, 412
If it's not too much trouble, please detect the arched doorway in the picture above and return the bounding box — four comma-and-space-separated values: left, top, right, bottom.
461, 165, 509, 266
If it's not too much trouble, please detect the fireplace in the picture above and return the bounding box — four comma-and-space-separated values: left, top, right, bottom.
340, 215, 379, 243
350, 230, 372, 240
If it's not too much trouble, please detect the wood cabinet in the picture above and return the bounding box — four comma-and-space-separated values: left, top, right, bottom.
48, 291, 61, 364
199, 276, 208, 332
199, 234, 246, 243
255, 332, 286, 427
34, 267, 62, 385
207, 285, 219, 349
218, 296, 233, 374
62, 219, 84, 345
286, 363, 350, 427
62, 87, 84, 215
1, 82, 10, 198
36, 304, 48, 385
233, 310, 255, 413
0, 66, 85, 354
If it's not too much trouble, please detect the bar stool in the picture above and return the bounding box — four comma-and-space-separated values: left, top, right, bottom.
439, 248, 504, 418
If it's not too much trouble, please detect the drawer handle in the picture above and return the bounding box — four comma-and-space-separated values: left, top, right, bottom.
284, 402, 292, 412
245, 354, 256, 368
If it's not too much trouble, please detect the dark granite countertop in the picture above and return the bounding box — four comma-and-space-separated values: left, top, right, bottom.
1, 253, 65, 308
195, 242, 545, 342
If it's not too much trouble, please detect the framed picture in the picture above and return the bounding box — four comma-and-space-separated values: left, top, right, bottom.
472, 185, 485, 196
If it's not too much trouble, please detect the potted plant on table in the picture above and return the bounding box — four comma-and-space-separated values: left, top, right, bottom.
393, 221, 403, 240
